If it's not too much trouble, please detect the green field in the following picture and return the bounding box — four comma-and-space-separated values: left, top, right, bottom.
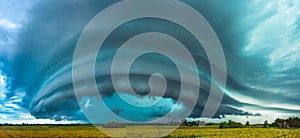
0, 125, 299, 138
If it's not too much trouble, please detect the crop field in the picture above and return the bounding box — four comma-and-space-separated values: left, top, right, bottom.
0, 125, 300, 138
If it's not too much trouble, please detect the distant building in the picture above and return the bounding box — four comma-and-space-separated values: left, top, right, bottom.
278, 122, 289, 128
103, 122, 126, 128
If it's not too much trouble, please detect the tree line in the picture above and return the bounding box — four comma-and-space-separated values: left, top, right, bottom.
219, 117, 300, 129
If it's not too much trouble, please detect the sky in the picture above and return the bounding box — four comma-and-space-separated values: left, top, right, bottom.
0, 0, 300, 124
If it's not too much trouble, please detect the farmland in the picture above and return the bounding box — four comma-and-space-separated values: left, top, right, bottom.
0, 125, 300, 138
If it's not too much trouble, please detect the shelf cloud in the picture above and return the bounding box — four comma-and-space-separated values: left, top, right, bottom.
0, 0, 299, 123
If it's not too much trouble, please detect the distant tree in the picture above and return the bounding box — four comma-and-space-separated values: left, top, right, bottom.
219, 122, 227, 129
287, 117, 300, 127
180, 119, 203, 127
229, 120, 243, 128
272, 118, 284, 127
219, 120, 243, 129
263, 120, 269, 128
191, 121, 197, 126
245, 121, 250, 127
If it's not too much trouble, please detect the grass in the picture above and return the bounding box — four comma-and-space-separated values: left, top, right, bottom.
0, 125, 107, 137
0, 125, 299, 138
166, 126, 300, 138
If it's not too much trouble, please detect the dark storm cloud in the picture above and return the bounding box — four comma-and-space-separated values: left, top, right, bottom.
1, 0, 299, 122
190, 105, 262, 119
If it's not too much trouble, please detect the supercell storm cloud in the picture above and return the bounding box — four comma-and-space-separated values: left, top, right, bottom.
0, 0, 300, 123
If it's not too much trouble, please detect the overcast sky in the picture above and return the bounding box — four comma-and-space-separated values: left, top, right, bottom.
0, 0, 300, 124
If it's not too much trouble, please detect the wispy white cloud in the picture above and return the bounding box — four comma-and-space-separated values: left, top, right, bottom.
0, 18, 20, 30
0, 71, 7, 100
